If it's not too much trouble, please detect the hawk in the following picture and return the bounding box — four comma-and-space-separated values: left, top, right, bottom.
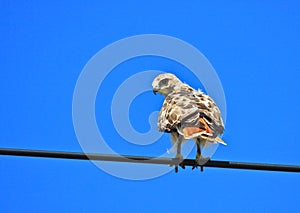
152, 73, 226, 172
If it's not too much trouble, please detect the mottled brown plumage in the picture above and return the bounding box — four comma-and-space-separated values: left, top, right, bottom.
152, 73, 226, 172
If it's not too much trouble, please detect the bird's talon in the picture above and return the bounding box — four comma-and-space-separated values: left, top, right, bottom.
174, 154, 184, 172
192, 161, 198, 170
179, 163, 185, 169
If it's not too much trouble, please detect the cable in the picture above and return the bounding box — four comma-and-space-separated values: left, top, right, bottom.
0, 148, 300, 173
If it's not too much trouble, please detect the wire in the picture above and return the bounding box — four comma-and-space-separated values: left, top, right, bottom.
0, 148, 300, 173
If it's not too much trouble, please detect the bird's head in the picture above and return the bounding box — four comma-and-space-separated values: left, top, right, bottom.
152, 73, 182, 96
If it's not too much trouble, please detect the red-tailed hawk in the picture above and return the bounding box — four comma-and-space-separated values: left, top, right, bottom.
152, 73, 226, 172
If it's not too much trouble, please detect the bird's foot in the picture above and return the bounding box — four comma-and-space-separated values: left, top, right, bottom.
192, 162, 198, 170
174, 154, 185, 173
192, 156, 210, 171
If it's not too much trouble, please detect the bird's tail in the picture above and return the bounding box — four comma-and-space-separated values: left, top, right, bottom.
215, 136, 227, 145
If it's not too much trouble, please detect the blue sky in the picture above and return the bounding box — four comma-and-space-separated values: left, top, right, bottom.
1, 1, 300, 212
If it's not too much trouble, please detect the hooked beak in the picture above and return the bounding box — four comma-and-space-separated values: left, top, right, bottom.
152, 85, 159, 95
153, 85, 160, 95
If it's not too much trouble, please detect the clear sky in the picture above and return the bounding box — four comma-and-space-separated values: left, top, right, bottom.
1, 1, 299, 212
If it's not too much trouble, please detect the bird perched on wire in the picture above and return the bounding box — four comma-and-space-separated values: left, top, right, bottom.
152, 73, 226, 172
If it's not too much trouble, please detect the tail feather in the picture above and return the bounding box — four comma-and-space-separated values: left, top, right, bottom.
215, 136, 227, 145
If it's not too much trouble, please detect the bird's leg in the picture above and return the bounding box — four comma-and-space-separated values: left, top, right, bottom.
192, 141, 210, 171
192, 142, 201, 170
174, 139, 185, 173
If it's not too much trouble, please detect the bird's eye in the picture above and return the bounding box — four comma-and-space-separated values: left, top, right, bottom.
160, 79, 169, 85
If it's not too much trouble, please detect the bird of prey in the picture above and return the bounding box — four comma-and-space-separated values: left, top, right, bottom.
152, 73, 226, 172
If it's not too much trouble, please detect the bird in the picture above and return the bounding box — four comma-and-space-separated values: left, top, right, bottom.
152, 73, 226, 172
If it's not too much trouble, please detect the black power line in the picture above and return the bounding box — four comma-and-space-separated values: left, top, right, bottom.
0, 148, 300, 173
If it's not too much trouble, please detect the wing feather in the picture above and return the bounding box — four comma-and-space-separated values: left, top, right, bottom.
158, 88, 224, 141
